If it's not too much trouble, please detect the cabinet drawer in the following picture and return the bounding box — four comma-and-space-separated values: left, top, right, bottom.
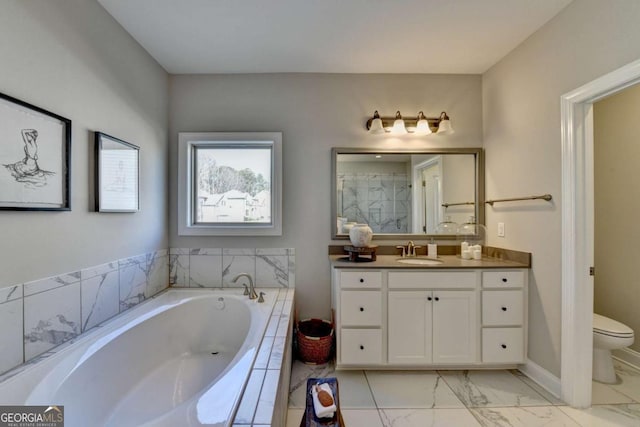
388, 271, 477, 289
482, 271, 524, 288
482, 291, 524, 326
340, 271, 382, 289
482, 328, 524, 363
340, 291, 382, 326
340, 328, 382, 365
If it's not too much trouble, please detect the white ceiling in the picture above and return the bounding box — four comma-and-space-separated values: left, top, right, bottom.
98, 0, 572, 74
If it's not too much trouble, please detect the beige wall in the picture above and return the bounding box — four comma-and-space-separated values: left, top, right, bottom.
482, 0, 640, 376
0, 0, 169, 288
594, 83, 640, 353
169, 73, 482, 319
441, 154, 476, 226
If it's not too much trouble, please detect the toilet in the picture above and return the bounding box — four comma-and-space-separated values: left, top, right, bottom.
593, 313, 634, 383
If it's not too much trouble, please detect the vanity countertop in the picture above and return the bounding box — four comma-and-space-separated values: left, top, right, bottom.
330, 254, 529, 269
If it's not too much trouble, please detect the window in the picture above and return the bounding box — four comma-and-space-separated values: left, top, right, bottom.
178, 132, 282, 236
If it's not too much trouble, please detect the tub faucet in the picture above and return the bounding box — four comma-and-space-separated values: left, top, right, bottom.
232, 273, 258, 300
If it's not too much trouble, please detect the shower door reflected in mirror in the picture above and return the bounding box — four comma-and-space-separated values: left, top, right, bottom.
332, 148, 484, 240
336, 155, 412, 233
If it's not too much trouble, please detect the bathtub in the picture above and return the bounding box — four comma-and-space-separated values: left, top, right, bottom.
0, 288, 281, 427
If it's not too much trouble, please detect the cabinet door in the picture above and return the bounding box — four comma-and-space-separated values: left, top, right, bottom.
388, 291, 432, 364
432, 290, 477, 364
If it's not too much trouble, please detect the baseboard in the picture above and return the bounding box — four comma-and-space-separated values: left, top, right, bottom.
613, 348, 640, 370
519, 358, 562, 398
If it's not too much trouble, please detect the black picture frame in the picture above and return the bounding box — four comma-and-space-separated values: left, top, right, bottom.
0, 92, 71, 211
95, 132, 139, 213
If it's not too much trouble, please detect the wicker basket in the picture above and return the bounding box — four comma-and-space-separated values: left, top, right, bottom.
296, 318, 334, 365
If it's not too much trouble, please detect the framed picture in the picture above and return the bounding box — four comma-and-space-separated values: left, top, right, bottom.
0, 92, 71, 210
95, 132, 139, 212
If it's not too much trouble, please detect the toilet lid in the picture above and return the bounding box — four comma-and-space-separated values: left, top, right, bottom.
594, 313, 634, 337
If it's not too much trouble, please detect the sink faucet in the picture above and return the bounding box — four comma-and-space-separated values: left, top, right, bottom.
232, 273, 258, 300
396, 241, 422, 257
407, 241, 416, 257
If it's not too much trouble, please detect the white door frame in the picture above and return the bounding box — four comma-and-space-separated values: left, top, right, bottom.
561, 58, 640, 407
412, 156, 442, 234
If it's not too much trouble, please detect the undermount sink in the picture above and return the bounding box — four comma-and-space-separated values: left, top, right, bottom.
396, 258, 443, 266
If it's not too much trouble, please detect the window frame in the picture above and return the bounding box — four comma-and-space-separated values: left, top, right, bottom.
178, 132, 282, 236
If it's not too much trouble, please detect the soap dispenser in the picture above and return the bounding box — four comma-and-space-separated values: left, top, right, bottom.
427, 237, 438, 259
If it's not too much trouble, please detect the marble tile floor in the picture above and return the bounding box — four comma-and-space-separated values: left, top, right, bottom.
286, 359, 640, 426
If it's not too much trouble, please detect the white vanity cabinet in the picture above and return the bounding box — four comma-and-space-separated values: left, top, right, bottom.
332, 264, 528, 369
481, 270, 526, 363
333, 270, 384, 365
389, 290, 477, 364
388, 271, 477, 365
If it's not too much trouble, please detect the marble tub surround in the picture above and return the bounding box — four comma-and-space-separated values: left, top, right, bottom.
24, 282, 81, 361
232, 288, 294, 427
0, 284, 22, 303
81, 266, 119, 332
287, 361, 640, 426
0, 249, 169, 375
0, 290, 23, 376
169, 247, 295, 288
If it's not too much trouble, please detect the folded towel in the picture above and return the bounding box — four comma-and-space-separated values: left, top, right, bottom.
311, 383, 336, 419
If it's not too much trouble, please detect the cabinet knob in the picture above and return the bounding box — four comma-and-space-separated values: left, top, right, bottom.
427, 296, 432, 301
359, 278, 364, 283
501, 344, 507, 349
360, 345, 364, 350
501, 306, 507, 311
434, 297, 440, 301
502, 278, 508, 283
359, 307, 364, 312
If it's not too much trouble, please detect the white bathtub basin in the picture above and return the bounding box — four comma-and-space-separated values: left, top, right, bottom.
0, 289, 276, 427
396, 258, 443, 266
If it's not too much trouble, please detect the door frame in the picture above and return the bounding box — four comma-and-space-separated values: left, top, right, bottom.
561, 58, 640, 407
412, 156, 442, 234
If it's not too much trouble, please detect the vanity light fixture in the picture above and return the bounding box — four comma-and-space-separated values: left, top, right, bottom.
436, 112, 454, 135
390, 111, 408, 134
368, 111, 385, 135
414, 111, 432, 135
366, 110, 454, 135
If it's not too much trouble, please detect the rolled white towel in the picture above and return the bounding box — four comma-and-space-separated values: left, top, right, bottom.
311, 383, 336, 419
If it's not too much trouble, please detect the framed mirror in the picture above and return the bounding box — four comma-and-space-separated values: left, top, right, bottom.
331, 147, 484, 240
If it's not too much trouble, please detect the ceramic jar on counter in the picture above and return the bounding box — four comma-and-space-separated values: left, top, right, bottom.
349, 223, 373, 247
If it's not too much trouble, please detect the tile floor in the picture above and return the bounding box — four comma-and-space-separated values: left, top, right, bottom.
287, 359, 640, 426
